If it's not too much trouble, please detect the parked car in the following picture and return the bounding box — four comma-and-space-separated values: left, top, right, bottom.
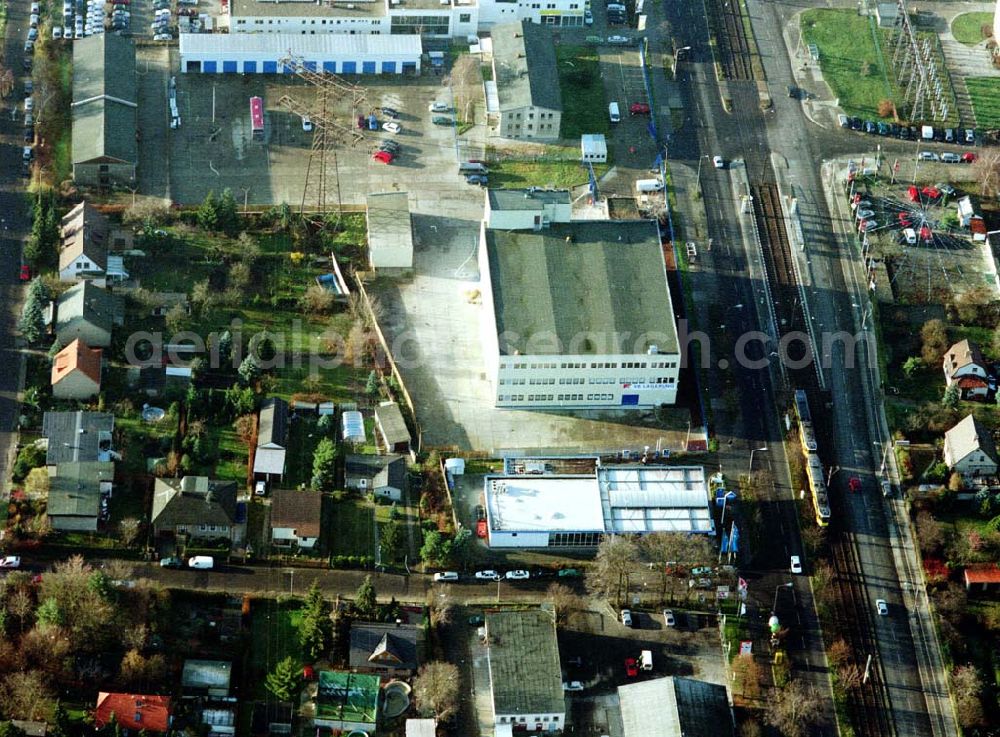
301, 116, 313, 132
620, 609, 633, 627
52, 25, 64, 38
962, 152, 977, 163
562, 681, 585, 692
372, 150, 394, 164
432, 116, 452, 126
19, 264, 32, 281
875, 599, 888, 616
22, 146, 33, 161
863, 121, 876, 134
935, 183, 956, 196
849, 117, 863, 131
629, 102, 650, 115
382, 121, 401, 134
940, 152, 961, 164
584, 9, 593, 24
625, 658, 639, 677
944, 128, 955, 143
379, 139, 401, 153
848, 477, 862, 493
963, 128, 975, 144
856, 209, 874, 220
0, 556, 22, 569
607, 35, 632, 44
505, 569, 529, 580
28, 27, 38, 41
557, 568, 580, 578
712, 155, 725, 169
429, 101, 450, 113
380, 106, 399, 119
468, 615, 484, 626
466, 174, 488, 185
790, 555, 803, 574
187, 556, 214, 570
917, 151, 938, 162
663, 609, 676, 627
902, 228, 917, 245
690, 566, 713, 576
159, 556, 183, 568
876, 122, 889, 135
433, 571, 458, 582
23, 128, 33, 142
254, 480, 267, 496
475, 570, 501, 581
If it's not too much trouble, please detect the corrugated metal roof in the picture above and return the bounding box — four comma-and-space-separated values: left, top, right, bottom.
179, 32, 422, 56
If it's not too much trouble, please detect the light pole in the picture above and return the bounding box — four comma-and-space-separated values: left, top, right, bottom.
748, 446, 768, 476
772, 581, 793, 612
672, 45, 691, 76
696, 154, 710, 181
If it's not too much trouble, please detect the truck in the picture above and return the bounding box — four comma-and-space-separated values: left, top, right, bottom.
639, 650, 653, 671
458, 162, 488, 174
608, 101, 621, 123
635, 178, 664, 193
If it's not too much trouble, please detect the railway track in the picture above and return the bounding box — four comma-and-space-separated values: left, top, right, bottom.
705, 0, 754, 81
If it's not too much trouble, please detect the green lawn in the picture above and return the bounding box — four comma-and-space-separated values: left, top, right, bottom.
489, 160, 609, 190
249, 600, 304, 699
951, 12, 993, 45
329, 498, 375, 559
967, 77, 1000, 129
284, 416, 330, 488
801, 9, 897, 120
557, 45, 610, 138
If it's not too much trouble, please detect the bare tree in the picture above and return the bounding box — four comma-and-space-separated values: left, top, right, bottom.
300, 284, 337, 316
764, 681, 824, 737
546, 583, 586, 626
952, 664, 986, 728
412, 661, 461, 722
105, 559, 135, 582
972, 147, 1000, 197
640, 532, 714, 601
826, 638, 851, 669
451, 54, 482, 125
426, 589, 453, 628
586, 535, 640, 608
118, 518, 143, 548
6, 590, 34, 632
0, 671, 56, 721
123, 623, 149, 651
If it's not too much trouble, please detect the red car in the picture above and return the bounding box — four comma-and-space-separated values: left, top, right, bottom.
19, 265, 31, 281
848, 477, 861, 493
962, 152, 977, 163
625, 658, 638, 677
372, 150, 394, 164
629, 102, 650, 115
358, 115, 365, 130
476, 519, 488, 539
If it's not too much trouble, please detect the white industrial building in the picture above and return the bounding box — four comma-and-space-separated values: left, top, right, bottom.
478, 216, 681, 409
581, 133, 608, 163
487, 21, 562, 141
179, 33, 422, 74
225, 0, 582, 38
366, 192, 414, 269
483, 465, 713, 548
485, 188, 572, 230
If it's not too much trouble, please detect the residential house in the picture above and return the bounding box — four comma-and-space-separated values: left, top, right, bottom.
253, 397, 288, 481
251, 702, 293, 737
349, 622, 425, 676
58, 201, 131, 283
95, 693, 171, 733
942, 339, 991, 400
182, 660, 233, 698
618, 676, 733, 737
54, 280, 122, 348
964, 565, 1000, 593
345, 454, 407, 501
487, 22, 562, 141
313, 671, 381, 733
374, 402, 411, 455
367, 192, 414, 270
151, 476, 243, 545
47, 461, 114, 531
943, 414, 999, 477
42, 411, 115, 466
51, 339, 102, 400
72, 34, 137, 187
484, 609, 564, 732
269, 489, 322, 549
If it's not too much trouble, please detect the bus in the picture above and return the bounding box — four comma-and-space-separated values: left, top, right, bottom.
250, 96, 264, 140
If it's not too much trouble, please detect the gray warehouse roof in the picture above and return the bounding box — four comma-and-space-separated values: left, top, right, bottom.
488, 189, 571, 211
366, 192, 413, 265
491, 21, 562, 113
72, 34, 137, 165
48, 461, 114, 518
619, 677, 732, 737
179, 32, 422, 56
485, 221, 677, 356
230, 0, 386, 18
485, 609, 563, 716
42, 411, 115, 465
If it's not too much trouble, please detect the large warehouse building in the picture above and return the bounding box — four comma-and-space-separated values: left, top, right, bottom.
179, 33, 422, 74
478, 216, 681, 409
483, 464, 713, 548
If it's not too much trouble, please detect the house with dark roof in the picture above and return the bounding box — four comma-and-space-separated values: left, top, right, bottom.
943, 339, 991, 400
42, 411, 115, 466
374, 402, 411, 455
487, 22, 562, 141
618, 676, 733, 737
151, 476, 243, 545
484, 609, 564, 732
345, 454, 407, 501
944, 414, 998, 477
51, 339, 102, 400
349, 622, 425, 676
270, 489, 322, 549
253, 397, 288, 481
48, 461, 114, 531
94, 693, 171, 733
72, 34, 137, 187
181, 660, 233, 697
58, 202, 131, 283
53, 280, 123, 348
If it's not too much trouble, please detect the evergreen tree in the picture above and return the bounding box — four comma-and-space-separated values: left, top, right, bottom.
311, 438, 338, 490
18, 295, 45, 344
298, 581, 330, 660
355, 575, 377, 620
365, 370, 379, 397
50, 702, 70, 737
47, 338, 64, 359
27, 275, 47, 303
380, 518, 403, 564
237, 355, 261, 386
217, 188, 240, 236
197, 190, 219, 231
265, 656, 301, 701
36, 597, 64, 628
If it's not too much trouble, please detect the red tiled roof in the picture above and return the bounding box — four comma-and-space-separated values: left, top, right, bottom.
95, 693, 171, 733
964, 565, 1000, 585
956, 376, 988, 390
51, 339, 102, 387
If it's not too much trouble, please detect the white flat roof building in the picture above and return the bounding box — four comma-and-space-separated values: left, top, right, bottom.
484, 464, 712, 548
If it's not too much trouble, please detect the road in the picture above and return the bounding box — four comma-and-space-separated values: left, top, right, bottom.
0, 1, 30, 502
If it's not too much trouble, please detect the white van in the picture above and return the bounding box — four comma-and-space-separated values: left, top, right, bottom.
903, 228, 917, 245
921, 125, 935, 141
433, 571, 459, 582
940, 152, 961, 163
635, 178, 664, 193
609, 102, 621, 123
187, 556, 215, 570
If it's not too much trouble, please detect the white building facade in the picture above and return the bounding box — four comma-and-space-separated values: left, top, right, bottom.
484, 188, 572, 230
